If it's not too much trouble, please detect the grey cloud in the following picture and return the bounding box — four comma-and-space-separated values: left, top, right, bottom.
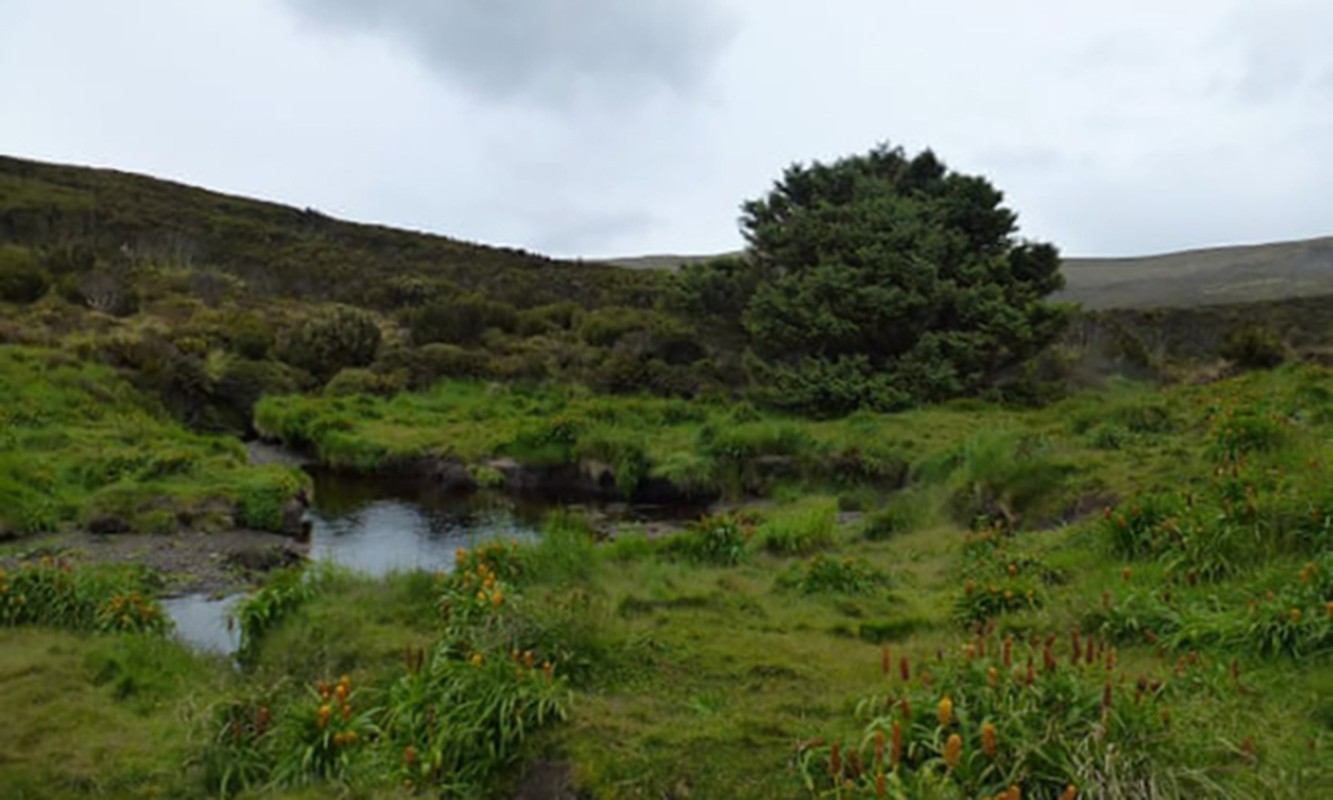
279, 0, 735, 104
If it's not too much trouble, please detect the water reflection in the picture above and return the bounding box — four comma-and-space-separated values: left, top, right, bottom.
162, 593, 241, 654
305, 470, 545, 577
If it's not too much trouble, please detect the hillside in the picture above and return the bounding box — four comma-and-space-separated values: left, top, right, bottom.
0, 155, 653, 309
604, 237, 1333, 311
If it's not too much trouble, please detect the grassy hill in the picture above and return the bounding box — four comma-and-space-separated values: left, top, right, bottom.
0, 155, 653, 309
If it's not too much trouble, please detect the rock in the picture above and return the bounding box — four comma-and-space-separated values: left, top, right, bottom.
88, 515, 131, 535
225, 545, 305, 573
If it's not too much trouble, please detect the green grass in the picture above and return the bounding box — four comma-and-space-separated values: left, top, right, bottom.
0, 346, 308, 537
3, 363, 1333, 797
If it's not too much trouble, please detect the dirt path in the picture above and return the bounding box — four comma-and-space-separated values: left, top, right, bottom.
4, 529, 307, 596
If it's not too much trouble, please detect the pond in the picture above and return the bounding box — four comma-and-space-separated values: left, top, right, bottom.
164, 466, 703, 655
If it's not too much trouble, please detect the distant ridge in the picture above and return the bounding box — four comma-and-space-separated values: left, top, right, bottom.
602, 236, 1333, 311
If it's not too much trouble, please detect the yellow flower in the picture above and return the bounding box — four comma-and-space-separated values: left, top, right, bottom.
943, 733, 962, 769
936, 694, 953, 727
1289, 608, 1302, 623
981, 722, 997, 757
470, 653, 484, 667
491, 590, 504, 608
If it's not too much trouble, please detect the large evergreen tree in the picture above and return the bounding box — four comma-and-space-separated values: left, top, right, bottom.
739, 144, 1067, 413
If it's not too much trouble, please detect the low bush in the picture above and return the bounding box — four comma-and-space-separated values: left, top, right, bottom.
778, 555, 888, 595
757, 496, 839, 555
662, 513, 755, 566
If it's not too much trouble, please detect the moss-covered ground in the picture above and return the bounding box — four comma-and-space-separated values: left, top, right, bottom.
2, 364, 1331, 798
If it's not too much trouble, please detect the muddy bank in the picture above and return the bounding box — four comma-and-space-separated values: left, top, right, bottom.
6, 530, 307, 595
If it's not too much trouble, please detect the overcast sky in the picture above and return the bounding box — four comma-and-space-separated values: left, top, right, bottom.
2, 0, 1331, 259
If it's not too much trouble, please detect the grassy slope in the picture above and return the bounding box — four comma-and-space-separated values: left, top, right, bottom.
0, 346, 306, 538
0, 154, 654, 308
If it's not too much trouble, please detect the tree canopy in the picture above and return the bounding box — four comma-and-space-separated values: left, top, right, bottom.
738, 144, 1067, 413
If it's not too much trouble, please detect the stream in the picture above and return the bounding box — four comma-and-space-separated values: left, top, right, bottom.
163, 464, 701, 655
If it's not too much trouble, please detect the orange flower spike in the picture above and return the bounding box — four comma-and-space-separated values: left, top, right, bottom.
889, 720, 902, 767
543, 661, 553, 681
334, 683, 348, 704
317, 704, 331, 730
875, 770, 886, 798
1060, 784, 1077, 800
1121, 567, 1132, 582
873, 730, 884, 766
475, 590, 487, 604
1006, 786, 1022, 800
829, 742, 841, 777
1105, 647, 1116, 672
1043, 644, 1056, 673
943, 733, 962, 770
524, 650, 535, 668
987, 666, 999, 688
981, 722, 997, 757
881, 645, 891, 675
1289, 608, 1302, 623
491, 590, 504, 608
1070, 630, 1082, 666
899, 655, 911, 682
341, 703, 351, 721
404, 744, 416, 766
1101, 681, 1113, 712
937, 694, 953, 727
1001, 636, 1013, 667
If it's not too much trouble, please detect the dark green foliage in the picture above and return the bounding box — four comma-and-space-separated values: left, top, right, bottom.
212, 357, 305, 431
276, 305, 382, 380
408, 295, 518, 346
664, 254, 761, 326
739, 144, 1068, 414
0, 244, 49, 303
1221, 324, 1287, 369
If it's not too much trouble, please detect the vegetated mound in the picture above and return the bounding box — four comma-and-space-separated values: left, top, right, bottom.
604, 235, 1333, 311
0, 154, 653, 309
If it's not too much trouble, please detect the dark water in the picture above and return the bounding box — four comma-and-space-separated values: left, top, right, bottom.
304, 470, 549, 575
164, 467, 703, 654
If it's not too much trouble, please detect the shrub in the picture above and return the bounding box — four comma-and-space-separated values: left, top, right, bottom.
663, 513, 755, 566
276, 305, 382, 380
1220, 325, 1286, 369
408, 295, 518, 346
0, 244, 50, 303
